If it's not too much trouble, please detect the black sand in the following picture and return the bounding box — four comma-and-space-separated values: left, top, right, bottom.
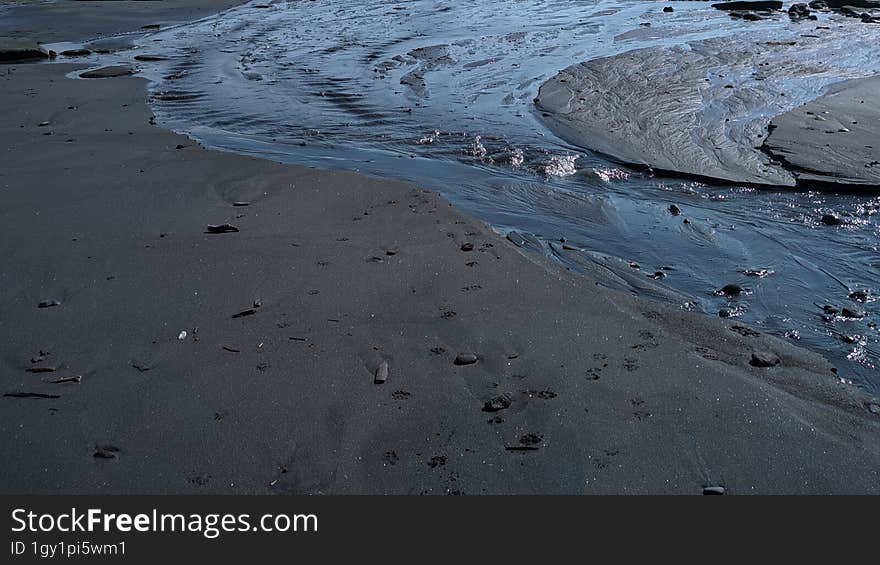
0, 1, 878, 494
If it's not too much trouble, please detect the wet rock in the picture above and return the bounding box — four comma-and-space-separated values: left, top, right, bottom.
663, 6, 675, 12
668, 204, 681, 216
703, 486, 726, 495
454, 353, 478, 366
808, 0, 827, 8
647, 271, 666, 280
506, 231, 526, 247
0, 39, 50, 62
374, 360, 389, 384
750, 350, 780, 367
520, 433, 543, 445
93, 445, 120, 459
483, 394, 512, 412
820, 214, 843, 226
849, 290, 870, 302
460, 242, 474, 252
3, 392, 60, 399
205, 223, 239, 234
50, 376, 81, 384
716, 284, 745, 297
134, 54, 168, 62
79, 66, 135, 79
61, 48, 91, 57
788, 3, 812, 18
712, 1, 783, 10
841, 307, 865, 319
38, 299, 61, 309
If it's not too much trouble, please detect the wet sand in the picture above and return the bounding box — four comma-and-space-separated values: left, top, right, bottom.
1, 1, 879, 494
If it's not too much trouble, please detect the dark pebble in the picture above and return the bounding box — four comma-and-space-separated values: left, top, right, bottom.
820, 214, 843, 226
703, 486, 725, 495
841, 307, 865, 319
460, 242, 474, 252
668, 204, 681, 216
716, 284, 745, 297
454, 353, 478, 366
375, 360, 389, 384
231, 309, 256, 319
483, 394, 511, 412
750, 351, 780, 368
206, 223, 239, 234
38, 299, 61, 309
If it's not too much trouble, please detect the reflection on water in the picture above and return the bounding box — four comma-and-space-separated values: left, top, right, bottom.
90, 0, 880, 391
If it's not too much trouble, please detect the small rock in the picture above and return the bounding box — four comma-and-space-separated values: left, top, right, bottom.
841, 307, 865, 319
375, 360, 389, 384
848, 290, 870, 303
79, 66, 135, 79
820, 214, 843, 226
867, 402, 880, 415
232, 201, 250, 207
750, 351, 780, 368
647, 271, 666, 280
37, 299, 61, 309
454, 353, 478, 366
663, 6, 675, 12
703, 486, 725, 495
232, 309, 256, 319
520, 433, 543, 445
482, 394, 511, 412
61, 48, 91, 57
206, 223, 239, 234
177, 330, 187, 341
93, 445, 120, 459
460, 242, 474, 252
668, 204, 681, 216
716, 284, 745, 297
506, 231, 526, 247
788, 3, 811, 19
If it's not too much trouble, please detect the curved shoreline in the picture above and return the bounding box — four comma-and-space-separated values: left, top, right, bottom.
1, 0, 878, 494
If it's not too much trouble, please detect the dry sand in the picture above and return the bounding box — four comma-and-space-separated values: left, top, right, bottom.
1, 0, 878, 494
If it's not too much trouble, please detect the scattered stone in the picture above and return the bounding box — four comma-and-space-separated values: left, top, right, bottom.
668, 204, 681, 216
848, 290, 870, 302
37, 121, 50, 127
79, 66, 135, 79
0, 39, 50, 62
483, 394, 512, 412
26, 367, 56, 373
750, 350, 780, 367
703, 486, 726, 495
841, 307, 865, 319
716, 284, 745, 297
520, 433, 543, 445
647, 271, 666, 280
38, 299, 61, 309
506, 231, 526, 247
232, 201, 250, 207
133, 54, 168, 62
375, 360, 389, 384
3, 392, 60, 399
663, 6, 675, 12
231, 309, 256, 319
712, 1, 783, 10
61, 48, 91, 57
222, 346, 241, 353
205, 223, 239, 234
788, 3, 812, 19
454, 353, 478, 366
177, 330, 187, 341
50, 376, 81, 384
820, 214, 843, 226
93, 445, 120, 459
427, 455, 447, 468
460, 242, 474, 252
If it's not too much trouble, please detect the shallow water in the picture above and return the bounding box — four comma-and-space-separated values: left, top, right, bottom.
78, 0, 880, 392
